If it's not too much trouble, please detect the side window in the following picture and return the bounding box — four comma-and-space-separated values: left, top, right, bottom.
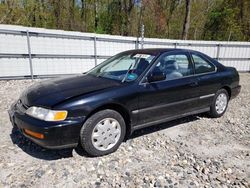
192, 54, 215, 74
151, 53, 193, 81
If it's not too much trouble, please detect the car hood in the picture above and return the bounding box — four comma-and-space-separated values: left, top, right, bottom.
21, 74, 122, 107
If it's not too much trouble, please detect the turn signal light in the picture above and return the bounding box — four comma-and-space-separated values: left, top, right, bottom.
24, 129, 44, 139
53, 111, 67, 121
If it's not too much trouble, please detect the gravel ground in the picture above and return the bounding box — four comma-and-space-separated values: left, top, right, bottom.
0, 74, 249, 188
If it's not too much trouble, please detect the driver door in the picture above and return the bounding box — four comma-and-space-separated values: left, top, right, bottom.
135, 51, 201, 126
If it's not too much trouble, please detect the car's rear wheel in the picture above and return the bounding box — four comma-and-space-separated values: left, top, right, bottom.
80, 109, 126, 156
209, 89, 229, 118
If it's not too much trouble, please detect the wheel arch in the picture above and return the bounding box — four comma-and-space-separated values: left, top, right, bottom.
85, 103, 132, 139
220, 85, 231, 99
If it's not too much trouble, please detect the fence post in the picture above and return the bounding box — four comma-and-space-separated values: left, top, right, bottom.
94, 36, 97, 66
174, 42, 177, 49
26, 30, 33, 80
141, 24, 144, 49
216, 44, 220, 60
135, 38, 139, 49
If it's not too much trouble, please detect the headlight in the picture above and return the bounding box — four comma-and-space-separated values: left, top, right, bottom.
26, 106, 68, 121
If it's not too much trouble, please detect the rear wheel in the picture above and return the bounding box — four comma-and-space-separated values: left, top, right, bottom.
209, 89, 229, 118
80, 109, 126, 156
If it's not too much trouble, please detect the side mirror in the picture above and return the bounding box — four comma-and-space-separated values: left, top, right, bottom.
147, 71, 166, 83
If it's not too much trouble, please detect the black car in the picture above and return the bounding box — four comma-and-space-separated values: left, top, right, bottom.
9, 49, 241, 156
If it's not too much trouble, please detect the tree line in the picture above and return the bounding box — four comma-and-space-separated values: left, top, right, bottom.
0, 0, 249, 41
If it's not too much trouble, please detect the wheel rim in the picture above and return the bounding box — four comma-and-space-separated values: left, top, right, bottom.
91, 118, 121, 151
215, 93, 227, 114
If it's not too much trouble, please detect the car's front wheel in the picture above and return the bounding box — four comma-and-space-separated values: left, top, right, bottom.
209, 89, 229, 118
80, 109, 126, 156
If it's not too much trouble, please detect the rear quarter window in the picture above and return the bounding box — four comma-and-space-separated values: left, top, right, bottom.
192, 54, 215, 74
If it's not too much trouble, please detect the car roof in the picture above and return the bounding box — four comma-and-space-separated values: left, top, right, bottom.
121, 48, 197, 56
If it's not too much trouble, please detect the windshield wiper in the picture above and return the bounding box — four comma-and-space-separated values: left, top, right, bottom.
121, 63, 133, 83
121, 56, 141, 83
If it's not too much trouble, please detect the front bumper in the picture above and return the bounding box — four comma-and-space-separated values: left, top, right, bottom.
8, 102, 85, 149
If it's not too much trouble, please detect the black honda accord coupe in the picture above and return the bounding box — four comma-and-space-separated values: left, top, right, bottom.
9, 48, 241, 156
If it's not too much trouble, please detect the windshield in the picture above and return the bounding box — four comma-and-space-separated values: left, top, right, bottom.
87, 52, 155, 82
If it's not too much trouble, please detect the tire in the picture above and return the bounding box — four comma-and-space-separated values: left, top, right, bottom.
80, 109, 126, 156
209, 89, 229, 118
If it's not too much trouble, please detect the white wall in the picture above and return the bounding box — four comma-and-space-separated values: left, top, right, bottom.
0, 24, 249, 78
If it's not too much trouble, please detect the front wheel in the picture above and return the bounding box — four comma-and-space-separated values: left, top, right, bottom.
209, 89, 229, 118
80, 109, 126, 156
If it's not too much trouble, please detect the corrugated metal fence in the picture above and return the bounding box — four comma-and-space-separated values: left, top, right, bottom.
0, 24, 249, 79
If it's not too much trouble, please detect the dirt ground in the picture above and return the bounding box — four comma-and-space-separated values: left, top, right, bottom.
0, 74, 249, 188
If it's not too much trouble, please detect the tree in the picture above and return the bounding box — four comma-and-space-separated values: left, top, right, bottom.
68, 0, 75, 30
0, 0, 249, 41
203, 0, 245, 41
122, 0, 134, 36
182, 0, 191, 40
80, 0, 87, 31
